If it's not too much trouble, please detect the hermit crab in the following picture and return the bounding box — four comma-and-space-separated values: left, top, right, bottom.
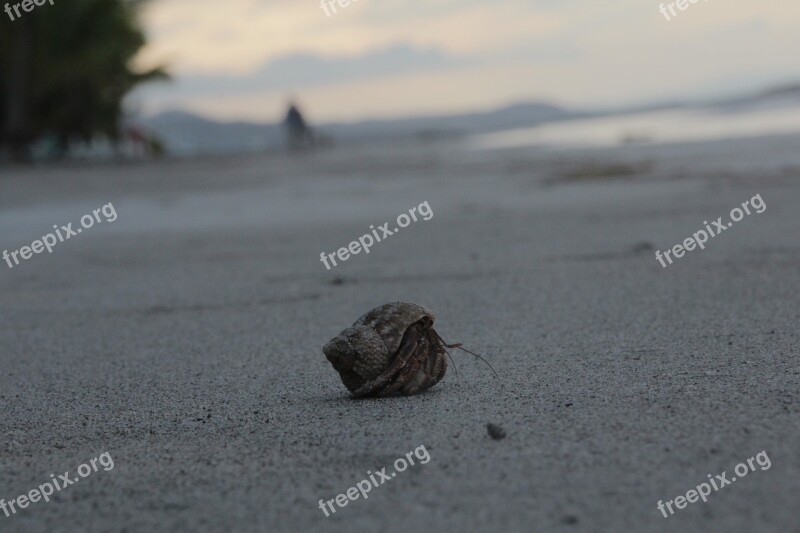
323, 302, 495, 398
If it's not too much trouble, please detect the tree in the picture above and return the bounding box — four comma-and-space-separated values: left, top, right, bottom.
0, 0, 167, 160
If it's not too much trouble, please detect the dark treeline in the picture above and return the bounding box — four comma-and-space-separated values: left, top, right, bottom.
0, 0, 167, 161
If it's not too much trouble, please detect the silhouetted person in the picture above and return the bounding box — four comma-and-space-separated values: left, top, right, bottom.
283, 100, 312, 151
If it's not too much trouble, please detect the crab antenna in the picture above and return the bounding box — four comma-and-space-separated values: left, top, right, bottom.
449, 343, 499, 377
444, 347, 460, 379
434, 331, 498, 377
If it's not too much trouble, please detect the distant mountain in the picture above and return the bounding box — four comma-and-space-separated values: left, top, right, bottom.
138, 82, 800, 156
142, 111, 283, 155
325, 102, 576, 140
704, 83, 800, 111
758, 83, 800, 98
138, 102, 577, 155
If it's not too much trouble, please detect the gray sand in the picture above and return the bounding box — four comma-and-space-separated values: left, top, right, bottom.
1, 135, 798, 532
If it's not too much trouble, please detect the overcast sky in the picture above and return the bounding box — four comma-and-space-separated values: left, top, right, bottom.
130, 0, 800, 122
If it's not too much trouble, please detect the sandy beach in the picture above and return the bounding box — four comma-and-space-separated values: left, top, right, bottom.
1, 134, 798, 532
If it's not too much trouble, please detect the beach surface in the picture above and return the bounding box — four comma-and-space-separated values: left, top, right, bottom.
1, 134, 799, 532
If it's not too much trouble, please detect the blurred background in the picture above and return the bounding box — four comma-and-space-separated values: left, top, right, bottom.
2, 0, 800, 159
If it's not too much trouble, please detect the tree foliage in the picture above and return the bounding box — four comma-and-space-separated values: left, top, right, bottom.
0, 0, 167, 158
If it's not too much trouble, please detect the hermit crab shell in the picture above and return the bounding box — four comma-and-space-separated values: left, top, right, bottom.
323, 302, 448, 397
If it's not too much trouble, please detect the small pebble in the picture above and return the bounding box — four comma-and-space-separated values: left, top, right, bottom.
487, 423, 506, 440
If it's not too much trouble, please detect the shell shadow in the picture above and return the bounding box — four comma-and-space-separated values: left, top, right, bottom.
312, 386, 446, 405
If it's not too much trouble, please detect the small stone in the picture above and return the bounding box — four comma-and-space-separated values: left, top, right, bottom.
487, 423, 506, 440
562, 515, 579, 525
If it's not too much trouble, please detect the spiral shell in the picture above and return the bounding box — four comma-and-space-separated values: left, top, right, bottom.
323, 302, 449, 397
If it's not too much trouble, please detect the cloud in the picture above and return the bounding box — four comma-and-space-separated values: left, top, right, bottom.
131, 0, 800, 121
161, 43, 470, 97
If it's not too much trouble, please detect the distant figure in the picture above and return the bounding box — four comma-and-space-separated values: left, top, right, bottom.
121, 123, 165, 158
283, 100, 312, 151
